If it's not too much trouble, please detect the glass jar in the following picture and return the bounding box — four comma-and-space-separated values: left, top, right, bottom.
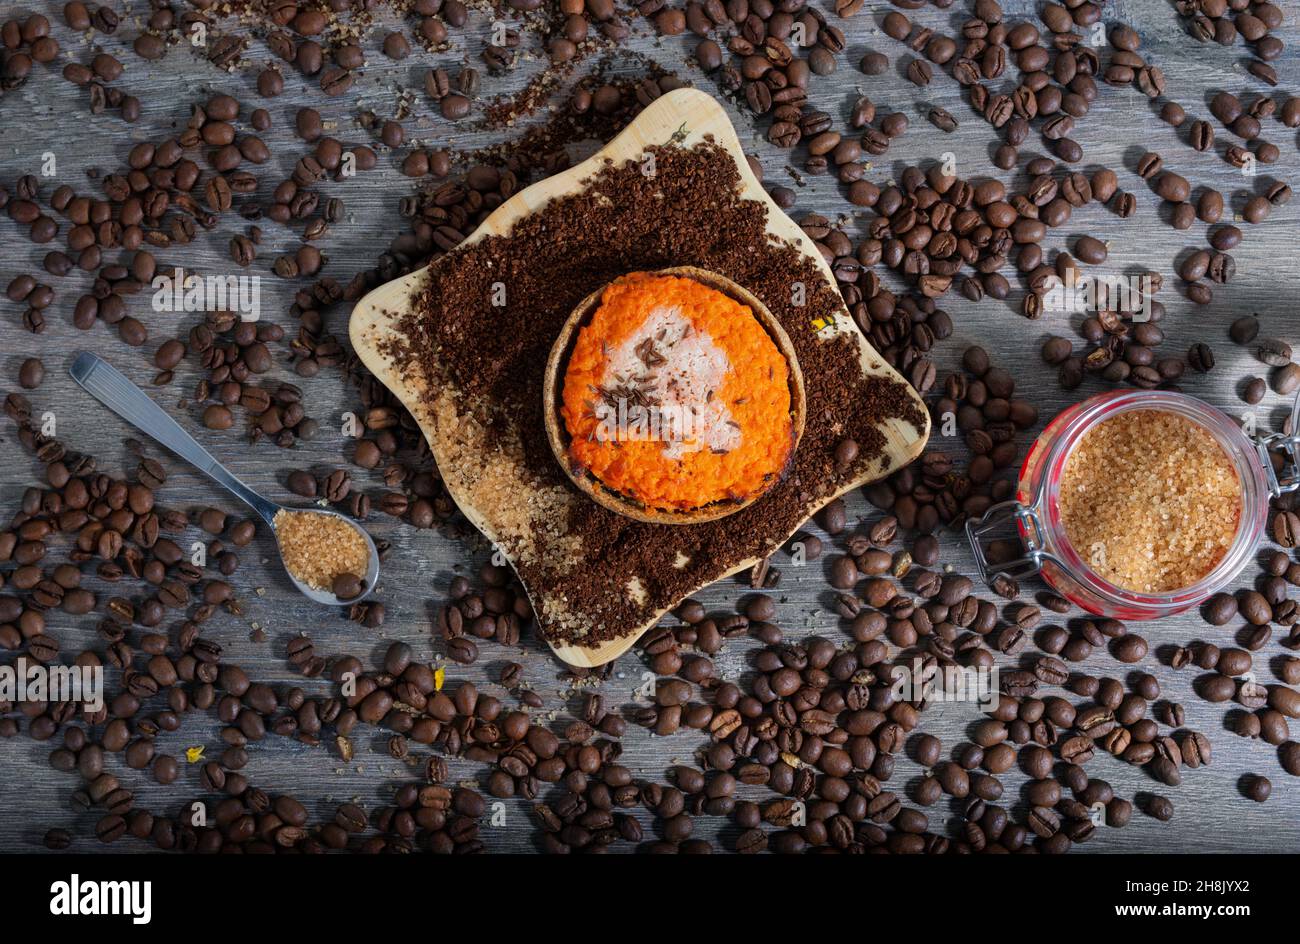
965, 389, 1280, 620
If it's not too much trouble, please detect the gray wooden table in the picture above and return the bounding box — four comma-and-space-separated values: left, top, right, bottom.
2, 0, 1299, 853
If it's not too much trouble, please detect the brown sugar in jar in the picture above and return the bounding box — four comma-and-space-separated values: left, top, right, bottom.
967, 390, 1271, 620
1056, 409, 1240, 594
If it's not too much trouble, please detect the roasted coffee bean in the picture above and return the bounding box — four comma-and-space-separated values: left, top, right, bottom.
1074, 235, 1107, 264
1203, 592, 1238, 626
1244, 774, 1271, 802
17, 358, 44, 389
1144, 794, 1174, 821
1197, 674, 1237, 703
1188, 343, 1215, 373
1110, 633, 1148, 664
1258, 338, 1293, 368
1273, 512, 1300, 550
1281, 742, 1300, 776
1230, 316, 1260, 346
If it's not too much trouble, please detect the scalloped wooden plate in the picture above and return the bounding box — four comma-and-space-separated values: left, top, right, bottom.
349, 88, 930, 668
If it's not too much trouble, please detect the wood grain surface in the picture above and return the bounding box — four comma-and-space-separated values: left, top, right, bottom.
1, 0, 1299, 853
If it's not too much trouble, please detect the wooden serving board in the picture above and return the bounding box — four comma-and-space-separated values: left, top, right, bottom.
349, 87, 930, 668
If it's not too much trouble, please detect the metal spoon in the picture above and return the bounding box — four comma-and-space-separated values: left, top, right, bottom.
70, 351, 379, 606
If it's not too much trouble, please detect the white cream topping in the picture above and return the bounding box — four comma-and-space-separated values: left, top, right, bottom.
596, 304, 740, 460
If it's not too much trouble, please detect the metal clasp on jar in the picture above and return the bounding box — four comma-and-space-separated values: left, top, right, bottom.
964, 499, 1064, 584
1255, 390, 1300, 499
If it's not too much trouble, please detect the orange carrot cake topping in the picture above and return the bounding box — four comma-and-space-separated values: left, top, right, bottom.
560, 272, 794, 512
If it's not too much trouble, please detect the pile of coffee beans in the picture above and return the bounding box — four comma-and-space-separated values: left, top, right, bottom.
880, 2, 1113, 169
616, 505, 1264, 852
1035, 264, 1177, 391
860, 162, 1052, 303
5, 0, 1300, 858
1174, 0, 1286, 85
860, 346, 1034, 537
0, 13, 61, 97
0, 390, 508, 853
664, 0, 861, 181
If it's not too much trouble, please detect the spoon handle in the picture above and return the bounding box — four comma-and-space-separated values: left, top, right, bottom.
70, 352, 280, 525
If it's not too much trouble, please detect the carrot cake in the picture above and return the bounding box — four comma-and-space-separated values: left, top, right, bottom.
560, 272, 795, 512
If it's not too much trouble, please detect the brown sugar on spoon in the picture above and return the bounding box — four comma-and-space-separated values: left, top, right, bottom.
274, 509, 369, 592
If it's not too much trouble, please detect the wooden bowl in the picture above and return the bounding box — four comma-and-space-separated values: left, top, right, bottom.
543, 266, 806, 524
